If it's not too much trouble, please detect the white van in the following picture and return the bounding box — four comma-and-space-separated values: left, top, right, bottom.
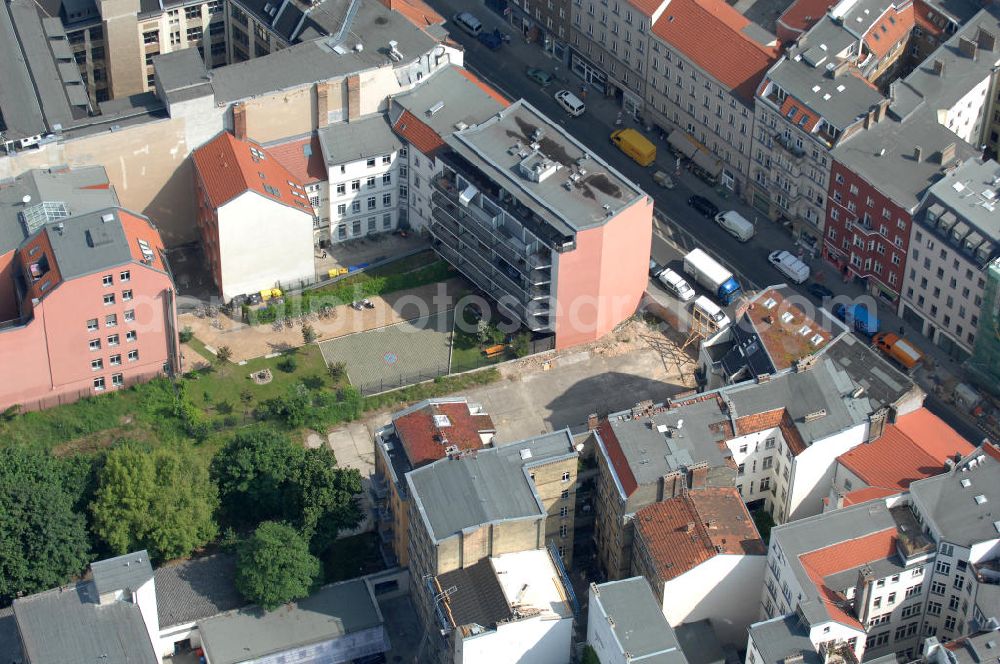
714, 211, 755, 242
452, 12, 482, 36
768, 250, 810, 284
554, 90, 586, 117
692, 295, 731, 333
657, 268, 695, 302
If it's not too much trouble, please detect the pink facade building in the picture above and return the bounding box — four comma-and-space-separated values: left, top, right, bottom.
392, 82, 652, 350
0, 168, 178, 412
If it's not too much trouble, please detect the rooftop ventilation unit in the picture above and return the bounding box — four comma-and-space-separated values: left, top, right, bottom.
427, 100, 445, 116
388, 40, 403, 62
101, 213, 114, 223
803, 409, 827, 422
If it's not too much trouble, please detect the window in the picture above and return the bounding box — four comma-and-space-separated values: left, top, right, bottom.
89, 339, 101, 351
336, 183, 346, 196
91, 358, 103, 371
905, 584, 922, 598
739, 444, 748, 453
949, 595, 960, 610
119, 270, 130, 282
561, 471, 570, 482
936, 560, 952, 575
109, 354, 121, 366
351, 180, 360, 191
367, 217, 376, 233
122, 289, 133, 301
143, 30, 159, 44
382, 173, 391, 186
127, 349, 139, 362
382, 213, 391, 230
760, 477, 771, 491
887, 592, 896, 605
105, 314, 117, 327
382, 193, 392, 207
126, 330, 137, 343
765, 437, 775, 449
873, 596, 882, 608
93, 376, 105, 391
944, 615, 957, 632
102, 274, 113, 286
366, 176, 376, 189
927, 601, 942, 616
877, 579, 886, 588
559, 506, 569, 517
87, 318, 99, 332
103, 293, 115, 306
124, 310, 135, 322
762, 456, 773, 469
107, 334, 119, 347
366, 157, 376, 168
112, 373, 123, 387
559, 524, 568, 538
352, 201, 361, 214
367, 196, 376, 210
337, 203, 347, 216
932, 581, 947, 596
738, 463, 745, 476
939, 542, 954, 556
912, 566, 924, 577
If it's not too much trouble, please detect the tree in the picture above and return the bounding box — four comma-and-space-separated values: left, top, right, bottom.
235, 521, 319, 610
90, 443, 218, 561
211, 427, 303, 527
0, 447, 90, 603
293, 447, 362, 540
240, 389, 254, 423
302, 324, 317, 344
216, 345, 233, 363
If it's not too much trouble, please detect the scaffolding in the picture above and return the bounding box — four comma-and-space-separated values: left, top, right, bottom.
965, 259, 1000, 396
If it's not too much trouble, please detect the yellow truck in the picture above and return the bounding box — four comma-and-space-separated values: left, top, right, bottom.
610, 128, 656, 167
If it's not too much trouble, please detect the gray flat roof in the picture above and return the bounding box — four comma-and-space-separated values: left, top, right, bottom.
592, 578, 683, 660
834, 107, 980, 211
207, 0, 437, 105
446, 99, 646, 234
90, 550, 153, 596
0, 0, 48, 142
832, 0, 895, 37
199, 578, 384, 664
749, 614, 825, 664
13, 582, 157, 664
604, 399, 733, 488
407, 429, 576, 542
153, 49, 211, 102
0, 166, 118, 255
923, 159, 1000, 247
0, 606, 24, 664
675, 620, 726, 664
318, 114, 402, 165
909, 446, 1000, 548
391, 65, 507, 138
154, 553, 244, 628
819, 334, 915, 411
44, 208, 135, 280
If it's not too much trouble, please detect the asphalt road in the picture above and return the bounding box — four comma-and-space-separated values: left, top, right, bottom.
429, 7, 989, 443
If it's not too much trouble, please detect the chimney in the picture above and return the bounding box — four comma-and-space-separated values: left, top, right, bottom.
346, 73, 361, 121
685, 522, 696, 533
832, 60, 851, 79
662, 470, 686, 500
867, 408, 888, 443
875, 98, 889, 122
587, 413, 599, 430
914, 145, 923, 162
316, 83, 330, 129
835, 492, 845, 509
689, 462, 709, 490
855, 565, 876, 623
940, 142, 957, 165
977, 28, 996, 52
864, 109, 875, 129
958, 36, 978, 60
932, 59, 945, 76
232, 103, 247, 140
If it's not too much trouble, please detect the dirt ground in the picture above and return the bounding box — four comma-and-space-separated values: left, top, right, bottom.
178, 279, 465, 363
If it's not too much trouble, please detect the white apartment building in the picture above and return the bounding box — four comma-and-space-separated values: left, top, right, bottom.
901, 159, 1000, 360
318, 116, 404, 244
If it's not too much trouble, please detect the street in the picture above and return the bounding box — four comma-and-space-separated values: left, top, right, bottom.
429, 3, 989, 443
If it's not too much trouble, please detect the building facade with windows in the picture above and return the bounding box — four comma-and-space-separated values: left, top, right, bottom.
318, 115, 404, 244
900, 159, 1000, 360
0, 170, 179, 412
192, 131, 316, 301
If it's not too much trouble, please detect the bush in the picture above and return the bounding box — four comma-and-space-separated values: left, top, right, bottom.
277, 356, 298, 373
328, 362, 346, 381
179, 326, 194, 343
512, 331, 532, 358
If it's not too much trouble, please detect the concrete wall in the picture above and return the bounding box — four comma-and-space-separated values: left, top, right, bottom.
944, 76, 992, 147
457, 616, 572, 664
587, 584, 629, 664
553, 196, 653, 349
787, 422, 867, 521
659, 555, 766, 646
434, 518, 545, 575
215, 191, 314, 300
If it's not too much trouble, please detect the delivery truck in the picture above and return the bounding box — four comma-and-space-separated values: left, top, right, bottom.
683, 248, 742, 305
872, 332, 924, 369
610, 128, 656, 167
833, 303, 880, 336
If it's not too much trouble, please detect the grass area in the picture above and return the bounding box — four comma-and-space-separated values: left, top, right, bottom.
184, 335, 216, 363
362, 367, 501, 412
185, 344, 335, 413
450, 303, 511, 372
322, 532, 384, 583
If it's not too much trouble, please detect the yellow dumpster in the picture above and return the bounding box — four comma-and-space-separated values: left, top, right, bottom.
259, 289, 272, 301
338, 267, 349, 276
270, 288, 282, 298
327, 268, 339, 278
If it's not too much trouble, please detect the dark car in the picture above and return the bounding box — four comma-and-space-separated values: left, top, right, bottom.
478, 29, 503, 50
687, 195, 719, 219
649, 259, 664, 278
806, 283, 834, 300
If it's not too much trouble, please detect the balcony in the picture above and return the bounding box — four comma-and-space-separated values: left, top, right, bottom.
430, 218, 532, 302
773, 133, 807, 160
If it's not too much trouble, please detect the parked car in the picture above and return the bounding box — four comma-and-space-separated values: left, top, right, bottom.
452, 11, 483, 36
554, 90, 586, 116
713, 211, 755, 242
657, 268, 696, 302
525, 67, 554, 86
832, 302, 880, 336
806, 283, 834, 300
768, 250, 810, 284
687, 195, 719, 219
478, 29, 503, 49
653, 171, 675, 189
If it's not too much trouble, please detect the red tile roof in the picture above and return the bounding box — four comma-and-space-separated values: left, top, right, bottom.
912, 0, 948, 38
392, 110, 446, 156
634, 488, 765, 582
191, 132, 313, 214
735, 408, 806, 455
863, 4, 914, 60
378, 0, 444, 29
893, 408, 975, 463
838, 409, 973, 491
266, 135, 327, 185
840, 486, 900, 506
393, 401, 496, 468
799, 528, 897, 629
652, 0, 779, 103
453, 67, 511, 108
118, 210, 167, 272
596, 420, 639, 496
777, 0, 837, 36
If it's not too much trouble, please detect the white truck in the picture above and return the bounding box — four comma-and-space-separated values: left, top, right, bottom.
683, 248, 742, 305
768, 250, 810, 284
714, 211, 755, 242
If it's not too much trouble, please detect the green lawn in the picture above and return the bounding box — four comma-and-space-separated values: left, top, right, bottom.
322, 532, 384, 583
450, 304, 511, 372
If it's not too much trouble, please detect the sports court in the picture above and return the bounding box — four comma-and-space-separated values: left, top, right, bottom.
318, 309, 455, 394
